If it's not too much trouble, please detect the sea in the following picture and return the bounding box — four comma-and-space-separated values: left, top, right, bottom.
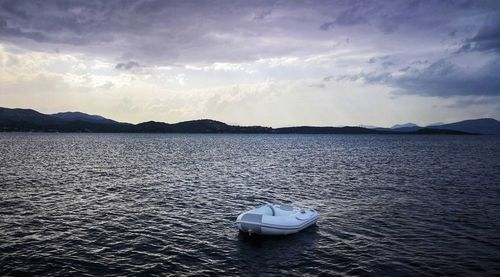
1, 133, 499, 276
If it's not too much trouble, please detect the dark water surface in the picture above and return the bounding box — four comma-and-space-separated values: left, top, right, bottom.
1, 133, 500, 276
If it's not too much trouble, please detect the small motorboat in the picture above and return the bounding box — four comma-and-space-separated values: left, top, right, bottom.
235, 203, 319, 235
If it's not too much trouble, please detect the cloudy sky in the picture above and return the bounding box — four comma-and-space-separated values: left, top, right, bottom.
0, 0, 499, 127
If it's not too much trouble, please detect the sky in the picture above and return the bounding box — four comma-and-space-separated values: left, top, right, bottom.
0, 0, 499, 127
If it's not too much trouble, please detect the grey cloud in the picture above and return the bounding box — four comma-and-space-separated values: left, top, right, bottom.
367, 55, 395, 69
320, 1, 500, 34
0, 18, 48, 42
309, 83, 326, 89
319, 22, 334, 31
381, 61, 395, 68
0, 0, 127, 46
1, 0, 500, 68
332, 51, 500, 98
392, 58, 500, 97
410, 60, 429, 65
460, 17, 500, 53
115, 61, 140, 70
377, 14, 405, 34
334, 6, 367, 26
318, 73, 367, 86
446, 96, 499, 108
367, 55, 389, 63
133, 0, 170, 14
320, 1, 370, 31
355, 57, 500, 97
322, 76, 334, 82
253, 9, 272, 21
321, 74, 358, 84
0, 0, 326, 64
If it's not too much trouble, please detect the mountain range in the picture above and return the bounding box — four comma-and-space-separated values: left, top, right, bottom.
371, 119, 500, 135
1, 107, 499, 135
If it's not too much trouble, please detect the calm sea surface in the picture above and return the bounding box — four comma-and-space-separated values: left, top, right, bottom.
1, 133, 499, 276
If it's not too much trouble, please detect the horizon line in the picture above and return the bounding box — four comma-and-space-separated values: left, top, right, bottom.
1, 106, 498, 130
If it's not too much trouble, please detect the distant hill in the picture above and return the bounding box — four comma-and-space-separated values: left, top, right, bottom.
172, 119, 231, 133
0, 107, 132, 132
275, 126, 387, 134
385, 122, 421, 133
51, 112, 118, 124
0, 107, 272, 133
0, 107, 486, 135
412, 128, 477, 135
428, 118, 500, 135
385, 118, 500, 135
427, 122, 445, 127
391, 126, 422, 132
391, 123, 419, 129
134, 121, 173, 133
0, 107, 59, 124
133, 120, 270, 133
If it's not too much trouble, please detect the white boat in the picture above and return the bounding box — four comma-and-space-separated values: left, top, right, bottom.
235, 203, 319, 235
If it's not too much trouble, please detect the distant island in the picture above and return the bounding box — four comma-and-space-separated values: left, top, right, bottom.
1, 107, 499, 135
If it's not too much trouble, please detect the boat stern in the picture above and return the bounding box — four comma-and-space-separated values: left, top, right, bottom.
236, 213, 263, 234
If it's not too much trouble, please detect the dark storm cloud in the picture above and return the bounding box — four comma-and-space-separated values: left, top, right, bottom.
446, 96, 497, 108
319, 0, 500, 34
316, 1, 500, 98
0, 18, 48, 42
1, 0, 500, 100
320, 1, 371, 31
392, 58, 500, 97
460, 17, 500, 53
338, 57, 500, 97
0, 0, 315, 64
386, 15, 500, 97
0, 0, 132, 47
253, 9, 272, 21
0, 0, 496, 64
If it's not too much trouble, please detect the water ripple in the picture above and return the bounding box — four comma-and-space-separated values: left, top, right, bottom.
1, 133, 499, 276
